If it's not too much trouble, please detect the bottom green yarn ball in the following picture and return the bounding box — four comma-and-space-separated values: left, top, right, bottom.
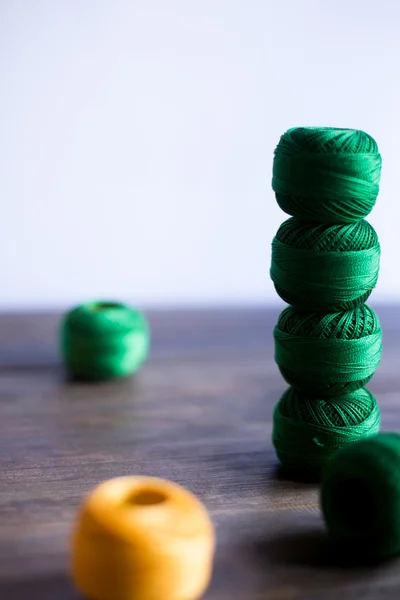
272, 387, 380, 475
61, 301, 150, 381
321, 433, 400, 559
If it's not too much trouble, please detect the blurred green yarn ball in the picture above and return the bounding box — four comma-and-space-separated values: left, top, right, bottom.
321, 433, 400, 559
271, 218, 380, 312
273, 387, 380, 475
61, 301, 150, 381
274, 305, 382, 396
272, 127, 382, 223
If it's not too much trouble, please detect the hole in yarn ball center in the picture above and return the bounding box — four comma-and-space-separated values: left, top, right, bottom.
124, 489, 168, 507
330, 476, 377, 533
89, 302, 123, 313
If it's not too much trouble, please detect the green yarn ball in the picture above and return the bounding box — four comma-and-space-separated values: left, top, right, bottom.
61, 301, 150, 381
273, 387, 380, 474
274, 305, 382, 396
321, 433, 400, 559
272, 127, 382, 223
270, 218, 380, 312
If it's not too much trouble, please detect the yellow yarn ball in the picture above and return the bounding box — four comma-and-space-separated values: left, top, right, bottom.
71, 476, 215, 600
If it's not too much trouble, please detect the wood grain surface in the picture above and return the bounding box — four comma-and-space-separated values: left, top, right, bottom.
0, 305, 399, 600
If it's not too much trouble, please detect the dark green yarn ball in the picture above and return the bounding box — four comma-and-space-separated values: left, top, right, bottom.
321, 433, 400, 559
61, 301, 150, 381
273, 387, 380, 474
271, 218, 380, 312
272, 127, 382, 223
274, 305, 382, 396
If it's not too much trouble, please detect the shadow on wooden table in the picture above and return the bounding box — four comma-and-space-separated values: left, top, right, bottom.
254, 528, 396, 569
274, 464, 321, 485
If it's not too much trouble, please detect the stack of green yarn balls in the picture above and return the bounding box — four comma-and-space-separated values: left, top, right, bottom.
270, 127, 383, 474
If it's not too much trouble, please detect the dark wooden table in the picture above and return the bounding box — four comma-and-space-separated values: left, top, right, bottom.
1, 306, 399, 600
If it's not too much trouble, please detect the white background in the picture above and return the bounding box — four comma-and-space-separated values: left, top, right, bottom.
1, 0, 399, 309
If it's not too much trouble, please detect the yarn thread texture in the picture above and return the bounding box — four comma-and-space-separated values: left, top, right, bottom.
272, 127, 382, 223
270, 126, 382, 475
271, 218, 380, 311
321, 433, 400, 559
61, 301, 149, 380
72, 476, 215, 600
274, 305, 382, 396
273, 387, 380, 473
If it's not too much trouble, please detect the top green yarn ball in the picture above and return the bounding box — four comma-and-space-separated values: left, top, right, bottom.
272, 127, 382, 223
61, 301, 150, 381
321, 433, 400, 559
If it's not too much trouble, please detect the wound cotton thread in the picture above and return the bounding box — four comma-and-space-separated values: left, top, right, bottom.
270, 126, 383, 477
270, 218, 380, 312
273, 304, 382, 396
72, 476, 215, 600
272, 127, 382, 223
321, 433, 400, 560
273, 387, 380, 474
61, 301, 150, 381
